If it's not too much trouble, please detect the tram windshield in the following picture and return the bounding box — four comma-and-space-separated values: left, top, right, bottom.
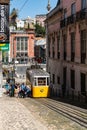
33, 77, 49, 86
38, 78, 46, 85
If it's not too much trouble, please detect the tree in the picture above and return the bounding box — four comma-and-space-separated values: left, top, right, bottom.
35, 24, 46, 37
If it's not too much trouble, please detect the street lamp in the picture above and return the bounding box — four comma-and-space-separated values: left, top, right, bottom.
47, 0, 51, 12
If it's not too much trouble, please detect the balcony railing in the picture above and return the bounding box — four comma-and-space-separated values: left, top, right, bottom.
60, 19, 67, 28
60, 8, 87, 28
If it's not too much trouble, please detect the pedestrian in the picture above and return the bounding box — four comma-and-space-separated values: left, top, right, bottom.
24, 86, 31, 97
9, 84, 15, 97
5, 82, 11, 94
18, 83, 26, 98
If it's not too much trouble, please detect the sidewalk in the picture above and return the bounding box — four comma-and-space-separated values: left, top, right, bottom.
0, 93, 48, 130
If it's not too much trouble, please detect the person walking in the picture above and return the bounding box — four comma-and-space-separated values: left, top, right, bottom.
9, 84, 15, 97
18, 83, 26, 98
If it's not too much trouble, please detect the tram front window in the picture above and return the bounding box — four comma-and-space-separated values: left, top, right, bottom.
38, 78, 46, 86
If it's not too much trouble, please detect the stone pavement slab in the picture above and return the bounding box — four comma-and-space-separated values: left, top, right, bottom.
0, 95, 48, 130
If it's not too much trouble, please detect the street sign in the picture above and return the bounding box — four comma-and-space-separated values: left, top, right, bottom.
0, 43, 9, 51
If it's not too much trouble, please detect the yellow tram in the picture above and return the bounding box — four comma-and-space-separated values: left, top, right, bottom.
26, 68, 50, 97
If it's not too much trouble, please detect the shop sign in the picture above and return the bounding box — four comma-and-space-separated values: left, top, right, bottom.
0, 3, 9, 44
0, 43, 9, 51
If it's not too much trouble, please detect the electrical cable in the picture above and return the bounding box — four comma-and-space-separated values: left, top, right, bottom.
19, 0, 29, 13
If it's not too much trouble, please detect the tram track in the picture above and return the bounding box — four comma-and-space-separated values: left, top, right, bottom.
35, 98, 87, 128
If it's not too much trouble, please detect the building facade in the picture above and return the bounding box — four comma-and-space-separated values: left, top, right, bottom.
35, 14, 46, 27
10, 29, 35, 63
34, 38, 46, 63
46, 0, 87, 99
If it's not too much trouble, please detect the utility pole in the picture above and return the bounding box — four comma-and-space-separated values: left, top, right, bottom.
0, 0, 10, 97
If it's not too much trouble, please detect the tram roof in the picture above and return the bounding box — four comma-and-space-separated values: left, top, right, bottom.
27, 69, 50, 78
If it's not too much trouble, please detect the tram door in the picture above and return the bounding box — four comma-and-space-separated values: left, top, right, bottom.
63, 67, 67, 96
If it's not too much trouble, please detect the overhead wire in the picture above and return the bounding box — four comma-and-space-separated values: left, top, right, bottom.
19, 0, 29, 13
10, 0, 30, 18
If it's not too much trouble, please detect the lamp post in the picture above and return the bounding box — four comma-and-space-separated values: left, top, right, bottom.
47, 0, 51, 12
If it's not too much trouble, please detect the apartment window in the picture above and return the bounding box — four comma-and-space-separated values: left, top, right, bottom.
25, 38, 28, 50
17, 37, 20, 50
57, 76, 60, 84
71, 3, 76, 15
81, 30, 86, 63
81, 0, 86, 10
63, 34, 67, 60
81, 73, 86, 95
52, 74, 55, 84
52, 37, 55, 58
71, 70, 75, 89
71, 32, 75, 62
25, 53, 28, 56
64, 8, 67, 19
57, 36, 60, 59
63, 67, 67, 89
52, 47, 55, 58
48, 36, 50, 57
21, 37, 23, 41
21, 41, 24, 50
25, 43, 27, 50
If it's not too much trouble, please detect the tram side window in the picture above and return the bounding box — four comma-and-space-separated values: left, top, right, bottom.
47, 77, 49, 85
38, 78, 46, 85
34, 78, 37, 86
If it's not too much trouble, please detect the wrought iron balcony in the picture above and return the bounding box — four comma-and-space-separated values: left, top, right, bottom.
60, 19, 67, 28
76, 8, 87, 21
67, 15, 76, 25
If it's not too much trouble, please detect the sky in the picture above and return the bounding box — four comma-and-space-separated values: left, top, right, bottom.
10, 0, 58, 19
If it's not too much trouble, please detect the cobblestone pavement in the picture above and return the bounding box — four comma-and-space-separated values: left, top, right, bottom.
0, 94, 48, 130
18, 98, 87, 130
0, 91, 87, 130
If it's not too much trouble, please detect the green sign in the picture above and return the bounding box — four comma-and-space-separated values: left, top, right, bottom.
0, 43, 9, 51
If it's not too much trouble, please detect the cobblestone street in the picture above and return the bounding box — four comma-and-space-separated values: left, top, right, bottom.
0, 94, 48, 130
0, 91, 86, 130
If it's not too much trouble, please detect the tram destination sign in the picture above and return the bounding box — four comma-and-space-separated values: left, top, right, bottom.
0, 2, 9, 44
